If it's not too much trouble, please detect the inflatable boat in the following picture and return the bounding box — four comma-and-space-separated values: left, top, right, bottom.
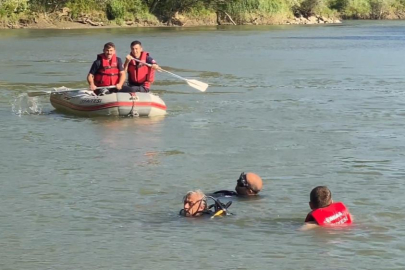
49, 87, 167, 117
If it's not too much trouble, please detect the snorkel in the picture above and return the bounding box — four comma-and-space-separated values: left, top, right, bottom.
181, 198, 207, 217
180, 194, 233, 218
207, 196, 232, 219
235, 172, 260, 195
237, 172, 249, 188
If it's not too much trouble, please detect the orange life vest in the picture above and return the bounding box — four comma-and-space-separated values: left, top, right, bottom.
305, 202, 352, 226
94, 53, 120, 87
127, 51, 155, 89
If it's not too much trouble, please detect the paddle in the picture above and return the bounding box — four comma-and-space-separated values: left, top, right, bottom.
130, 58, 208, 92
27, 86, 116, 97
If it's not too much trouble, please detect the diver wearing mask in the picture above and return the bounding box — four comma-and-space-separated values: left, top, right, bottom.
212, 172, 263, 197
180, 190, 232, 218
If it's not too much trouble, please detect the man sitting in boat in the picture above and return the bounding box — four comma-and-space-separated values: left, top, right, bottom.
211, 172, 263, 197
87, 42, 126, 95
180, 190, 232, 218
123, 40, 160, 93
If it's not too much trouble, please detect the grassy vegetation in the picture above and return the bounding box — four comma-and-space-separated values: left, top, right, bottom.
218, 0, 293, 23
65, 0, 102, 19
1, 0, 405, 27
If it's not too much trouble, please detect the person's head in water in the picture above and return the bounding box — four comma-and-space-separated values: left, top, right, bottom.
234, 172, 263, 196
103, 42, 116, 60
182, 190, 207, 217
309, 186, 332, 210
130, 40, 143, 58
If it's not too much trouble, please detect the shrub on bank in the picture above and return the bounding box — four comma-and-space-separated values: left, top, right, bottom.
0, 0, 28, 17
220, 0, 293, 23
2, 0, 405, 27
65, 0, 103, 19
106, 0, 124, 20
331, 0, 402, 18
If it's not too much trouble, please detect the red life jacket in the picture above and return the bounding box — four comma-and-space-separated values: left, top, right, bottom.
94, 53, 120, 87
305, 202, 352, 226
127, 51, 155, 89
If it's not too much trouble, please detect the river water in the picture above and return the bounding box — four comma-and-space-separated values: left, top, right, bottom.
1, 21, 405, 269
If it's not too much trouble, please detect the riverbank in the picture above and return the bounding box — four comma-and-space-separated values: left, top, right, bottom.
2, 0, 405, 30
1, 9, 341, 30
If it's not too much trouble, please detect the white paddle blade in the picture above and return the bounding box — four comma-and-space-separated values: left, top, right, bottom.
186, 79, 208, 92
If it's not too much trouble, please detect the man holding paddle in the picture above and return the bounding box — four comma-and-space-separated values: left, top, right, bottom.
122, 40, 208, 92
123, 40, 160, 93
87, 42, 126, 94
27, 41, 207, 97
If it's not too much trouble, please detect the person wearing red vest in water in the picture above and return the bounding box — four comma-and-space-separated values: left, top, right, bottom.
302, 186, 353, 230
123, 40, 160, 93
87, 42, 125, 95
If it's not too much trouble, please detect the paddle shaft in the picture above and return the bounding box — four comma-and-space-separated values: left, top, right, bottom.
129, 58, 208, 90
28, 86, 115, 97
130, 58, 182, 79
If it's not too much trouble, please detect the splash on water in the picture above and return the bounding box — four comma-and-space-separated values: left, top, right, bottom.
12, 93, 44, 116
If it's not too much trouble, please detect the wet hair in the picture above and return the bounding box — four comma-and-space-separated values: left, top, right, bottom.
130, 40, 142, 47
183, 190, 207, 210
310, 186, 332, 208
103, 42, 115, 50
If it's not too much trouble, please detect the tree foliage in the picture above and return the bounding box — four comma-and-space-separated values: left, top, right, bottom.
28, 0, 69, 12
1, 0, 405, 22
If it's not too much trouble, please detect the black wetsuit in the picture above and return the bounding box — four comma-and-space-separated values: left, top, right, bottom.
179, 197, 232, 217
179, 209, 213, 217
211, 190, 238, 197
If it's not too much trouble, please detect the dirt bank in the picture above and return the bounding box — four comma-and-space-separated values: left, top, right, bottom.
1, 9, 342, 30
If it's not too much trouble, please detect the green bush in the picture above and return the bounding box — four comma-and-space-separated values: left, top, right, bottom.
106, 0, 125, 20
3, 0, 405, 26
29, 0, 69, 13
369, 0, 394, 19
221, 0, 292, 22
0, 0, 29, 17
187, 1, 212, 17
123, 0, 148, 14
297, 0, 330, 17
66, 0, 101, 19
259, 0, 290, 14
328, 0, 349, 11
343, 0, 371, 18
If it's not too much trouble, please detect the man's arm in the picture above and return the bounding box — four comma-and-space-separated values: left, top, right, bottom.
116, 58, 125, 90
146, 55, 160, 70
299, 222, 319, 231
117, 71, 126, 90
299, 213, 319, 231
124, 54, 132, 71
87, 73, 97, 91
87, 61, 99, 91
146, 55, 155, 65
